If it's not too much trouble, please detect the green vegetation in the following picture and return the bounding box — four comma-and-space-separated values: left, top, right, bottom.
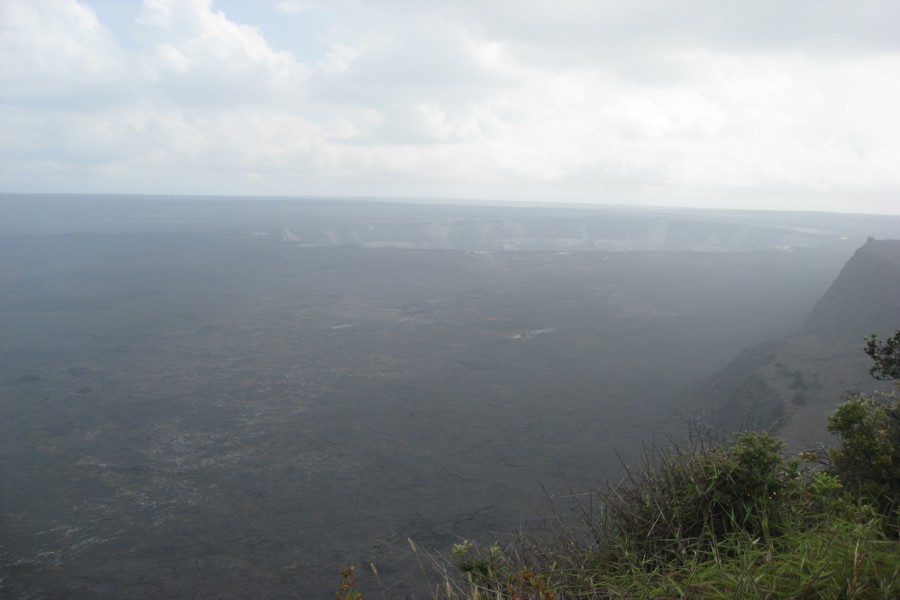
441, 428, 899, 599
827, 394, 900, 526
865, 331, 900, 381
338, 331, 900, 598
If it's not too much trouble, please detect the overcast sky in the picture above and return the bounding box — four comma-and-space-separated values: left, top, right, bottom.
2, 0, 899, 213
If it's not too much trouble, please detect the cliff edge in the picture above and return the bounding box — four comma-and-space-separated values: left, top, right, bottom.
695, 238, 900, 449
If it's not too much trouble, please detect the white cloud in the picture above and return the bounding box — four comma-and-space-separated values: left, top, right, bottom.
136, 0, 310, 108
0, 0, 321, 191
0, 0, 130, 106
1, 0, 899, 213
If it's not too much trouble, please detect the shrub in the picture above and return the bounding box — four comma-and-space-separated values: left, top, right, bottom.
827, 391, 900, 522
596, 430, 804, 565
864, 331, 900, 381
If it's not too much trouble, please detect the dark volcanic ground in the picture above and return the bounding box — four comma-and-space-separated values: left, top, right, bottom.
0, 198, 873, 597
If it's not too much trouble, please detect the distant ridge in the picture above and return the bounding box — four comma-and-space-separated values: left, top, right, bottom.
694, 238, 900, 448
803, 237, 900, 338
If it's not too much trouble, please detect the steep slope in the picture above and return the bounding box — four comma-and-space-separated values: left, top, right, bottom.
803, 238, 900, 338
694, 238, 900, 449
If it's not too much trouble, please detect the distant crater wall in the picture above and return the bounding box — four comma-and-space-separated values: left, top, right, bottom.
803, 238, 900, 339
695, 238, 900, 448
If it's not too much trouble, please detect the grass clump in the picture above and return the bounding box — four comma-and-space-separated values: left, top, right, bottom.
440, 411, 900, 599
432, 334, 900, 599
440, 435, 899, 599
600, 430, 801, 563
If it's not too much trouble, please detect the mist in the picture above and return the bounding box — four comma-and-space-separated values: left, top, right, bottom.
1, 194, 898, 597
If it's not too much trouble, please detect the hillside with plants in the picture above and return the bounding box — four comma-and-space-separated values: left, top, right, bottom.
337, 331, 900, 599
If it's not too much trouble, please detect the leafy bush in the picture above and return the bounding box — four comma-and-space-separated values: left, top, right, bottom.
825, 329, 900, 526
597, 430, 803, 565
827, 391, 900, 522
864, 331, 900, 380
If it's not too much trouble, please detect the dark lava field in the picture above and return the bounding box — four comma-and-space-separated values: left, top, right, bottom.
2, 195, 896, 597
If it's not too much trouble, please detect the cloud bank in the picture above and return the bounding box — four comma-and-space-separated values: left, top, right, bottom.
1, 0, 899, 213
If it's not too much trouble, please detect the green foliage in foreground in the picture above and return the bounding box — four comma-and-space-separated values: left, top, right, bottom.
435, 336, 900, 599
443, 420, 900, 599
337, 333, 900, 598
828, 392, 900, 524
